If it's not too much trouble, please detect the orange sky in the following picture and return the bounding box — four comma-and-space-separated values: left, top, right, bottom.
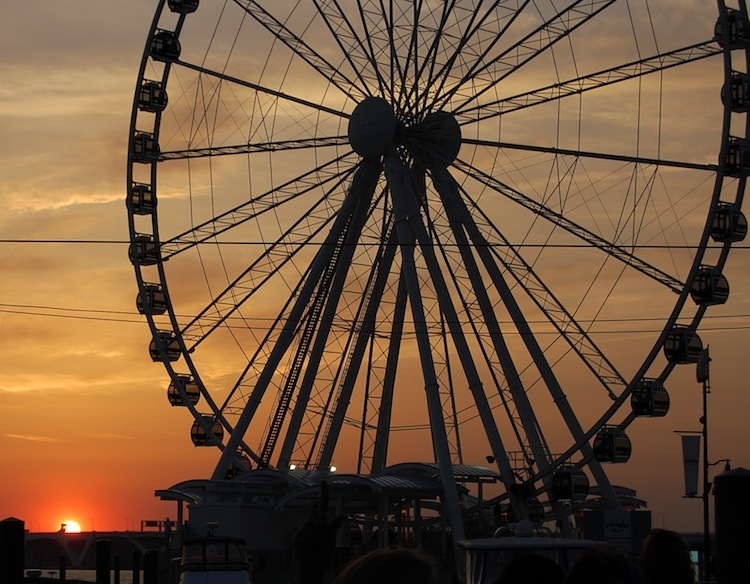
1, 0, 750, 535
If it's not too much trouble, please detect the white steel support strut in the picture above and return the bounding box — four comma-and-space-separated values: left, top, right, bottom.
384, 151, 466, 545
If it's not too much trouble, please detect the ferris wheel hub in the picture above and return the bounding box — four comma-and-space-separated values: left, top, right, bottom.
407, 111, 462, 167
348, 97, 399, 159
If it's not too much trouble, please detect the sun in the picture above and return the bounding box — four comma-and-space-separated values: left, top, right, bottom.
61, 519, 82, 533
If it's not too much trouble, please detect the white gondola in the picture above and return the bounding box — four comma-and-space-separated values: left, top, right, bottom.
128, 182, 156, 215
592, 426, 632, 464
191, 416, 224, 446
137, 283, 167, 315
631, 379, 670, 418
722, 72, 750, 113
663, 326, 703, 364
716, 9, 750, 49
690, 266, 729, 306
168, 0, 199, 14
150, 30, 181, 62
724, 138, 750, 177
712, 202, 748, 243
131, 132, 160, 164
138, 81, 168, 114
551, 468, 589, 501
129, 234, 159, 267
150, 330, 181, 363
168, 374, 200, 406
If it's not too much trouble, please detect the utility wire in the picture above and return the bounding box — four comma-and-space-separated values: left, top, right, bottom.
1, 302, 749, 333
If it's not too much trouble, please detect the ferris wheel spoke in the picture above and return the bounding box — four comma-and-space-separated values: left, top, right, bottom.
455, 40, 721, 126
419, 155, 621, 518
159, 135, 349, 160
385, 151, 470, 543
392, 156, 527, 499
389, 0, 424, 111
399, 0, 459, 118
174, 59, 349, 120
231, 0, 367, 102
454, 157, 688, 294
312, 0, 387, 97
294, 215, 399, 471
179, 171, 357, 352
437, 168, 627, 399
430, 168, 555, 476
159, 153, 355, 260
351, 0, 399, 102
438, 0, 616, 113
420, 0, 531, 114
258, 168, 380, 467
461, 138, 718, 174
435, 173, 622, 511
212, 158, 384, 479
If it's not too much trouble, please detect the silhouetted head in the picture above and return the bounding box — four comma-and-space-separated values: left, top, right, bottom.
564, 546, 642, 584
639, 529, 694, 584
495, 553, 565, 584
331, 547, 441, 584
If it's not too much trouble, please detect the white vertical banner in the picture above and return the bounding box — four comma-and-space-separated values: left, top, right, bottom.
681, 434, 701, 496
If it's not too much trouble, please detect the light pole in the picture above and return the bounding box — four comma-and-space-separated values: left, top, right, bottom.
696, 347, 731, 583
697, 346, 710, 583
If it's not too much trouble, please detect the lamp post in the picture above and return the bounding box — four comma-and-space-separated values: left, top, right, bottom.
696, 348, 731, 582
697, 346, 710, 583
695, 347, 711, 582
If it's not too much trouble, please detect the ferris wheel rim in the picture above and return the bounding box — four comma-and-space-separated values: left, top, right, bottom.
126, 0, 746, 525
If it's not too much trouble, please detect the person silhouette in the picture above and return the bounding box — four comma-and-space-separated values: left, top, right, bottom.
639, 529, 695, 584
495, 553, 565, 584
564, 546, 641, 584
331, 547, 441, 584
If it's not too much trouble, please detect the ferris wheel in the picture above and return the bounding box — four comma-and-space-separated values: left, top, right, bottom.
128, 0, 748, 538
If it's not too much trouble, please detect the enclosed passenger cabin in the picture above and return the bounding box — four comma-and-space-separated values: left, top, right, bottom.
131, 132, 160, 163
168, 374, 200, 406
592, 426, 632, 464
137, 81, 168, 113
150, 30, 181, 62
526, 498, 545, 524
137, 284, 167, 315
551, 468, 589, 501
712, 202, 748, 243
128, 182, 156, 215
129, 235, 160, 266
150, 330, 181, 362
724, 138, 750, 178
690, 266, 729, 306
168, 0, 199, 13
225, 454, 251, 479
191, 416, 224, 446
723, 72, 750, 113
663, 326, 703, 364
716, 9, 750, 49
630, 379, 670, 417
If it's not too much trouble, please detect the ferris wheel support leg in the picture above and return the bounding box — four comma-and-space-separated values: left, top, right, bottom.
385, 151, 466, 546
372, 273, 408, 471
431, 167, 593, 533
210, 159, 383, 480
313, 227, 401, 471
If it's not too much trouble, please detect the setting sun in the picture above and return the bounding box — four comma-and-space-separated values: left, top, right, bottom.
61, 520, 82, 533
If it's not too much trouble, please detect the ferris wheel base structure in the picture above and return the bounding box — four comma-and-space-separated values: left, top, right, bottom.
156, 463, 650, 583
128, 0, 750, 572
